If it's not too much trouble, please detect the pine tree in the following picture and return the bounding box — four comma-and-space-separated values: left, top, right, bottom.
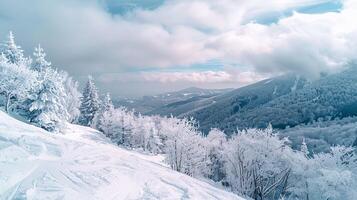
78, 76, 100, 126
102, 93, 114, 112
32, 44, 51, 72
27, 47, 68, 131
1, 31, 30, 65
28, 67, 68, 132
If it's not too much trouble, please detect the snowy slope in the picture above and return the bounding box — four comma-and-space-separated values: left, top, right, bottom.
0, 111, 243, 200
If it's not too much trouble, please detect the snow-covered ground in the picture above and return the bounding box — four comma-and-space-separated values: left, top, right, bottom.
0, 111, 243, 200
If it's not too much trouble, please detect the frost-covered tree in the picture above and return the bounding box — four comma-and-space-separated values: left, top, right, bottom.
223, 127, 292, 199
78, 76, 100, 126
204, 128, 227, 182
27, 55, 69, 132
61, 72, 81, 123
99, 106, 117, 139
99, 106, 136, 146
163, 117, 205, 176
99, 107, 164, 154
31, 44, 51, 72
28, 72, 63, 131
0, 54, 36, 113
145, 125, 161, 154
93, 93, 114, 130
101, 93, 114, 112
289, 146, 357, 200
1, 31, 30, 65
131, 115, 161, 153
309, 146, 357, 200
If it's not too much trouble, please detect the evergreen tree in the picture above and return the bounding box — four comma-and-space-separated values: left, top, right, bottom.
1, 31, 30, 65
27, 46, 68, 131
32, 44, 51, 72
28, 67, 68, 132
78, 76, 100, 126
102, 93, 114, 113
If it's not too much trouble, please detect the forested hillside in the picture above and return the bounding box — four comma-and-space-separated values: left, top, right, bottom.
170, 75, 306, 133
215, 67, 357, 133
162, 67, 355, 136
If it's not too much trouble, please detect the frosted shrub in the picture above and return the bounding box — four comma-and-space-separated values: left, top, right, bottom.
223, 126, 293, 199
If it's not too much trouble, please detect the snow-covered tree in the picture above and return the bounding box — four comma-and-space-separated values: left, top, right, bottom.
163, 117, 205, 176
99, 106, 117, 139
93, 93, 114, 130
204, 128, 227, 182
99, 106, 136, 146
1, 31, 30, 65
310, 146, 357, 200
223, 127, 292, 199
78, 76, 100, 126
145, 125, 161, 154
131, 115, 161, 153
27, 62, 69, 132
61, 72, 81, 123
0, 54, 36, 113
290, 146, 357, 200
31, 44, 51, 72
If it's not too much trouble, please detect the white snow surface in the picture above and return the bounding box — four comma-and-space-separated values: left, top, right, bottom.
0, 111, 243, 200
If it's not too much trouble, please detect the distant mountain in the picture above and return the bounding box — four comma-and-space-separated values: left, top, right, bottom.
112, 87, 232, 114
189, 66, 357, 134
147, 75, 303, 119
145, 74, 303, 133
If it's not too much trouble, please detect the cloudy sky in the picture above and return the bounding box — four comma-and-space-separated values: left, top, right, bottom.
0, 0, 356, 97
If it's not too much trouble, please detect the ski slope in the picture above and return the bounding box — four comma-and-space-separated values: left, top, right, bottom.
0, 111, 243, 200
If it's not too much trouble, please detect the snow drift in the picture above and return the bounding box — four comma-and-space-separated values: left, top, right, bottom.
0, 111, 243, 200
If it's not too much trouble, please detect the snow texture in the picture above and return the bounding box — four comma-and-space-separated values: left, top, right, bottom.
0, 111, 243, 200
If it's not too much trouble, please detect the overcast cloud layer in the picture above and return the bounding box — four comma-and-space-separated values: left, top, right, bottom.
0, 0, 356, 97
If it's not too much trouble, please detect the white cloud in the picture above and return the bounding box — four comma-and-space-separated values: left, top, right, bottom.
0, 0, 356, 96
207, 4, 357, 78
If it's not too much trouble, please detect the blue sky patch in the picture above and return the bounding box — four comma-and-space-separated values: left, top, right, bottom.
104, 0, 164, 15
250, 0, 342, 25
